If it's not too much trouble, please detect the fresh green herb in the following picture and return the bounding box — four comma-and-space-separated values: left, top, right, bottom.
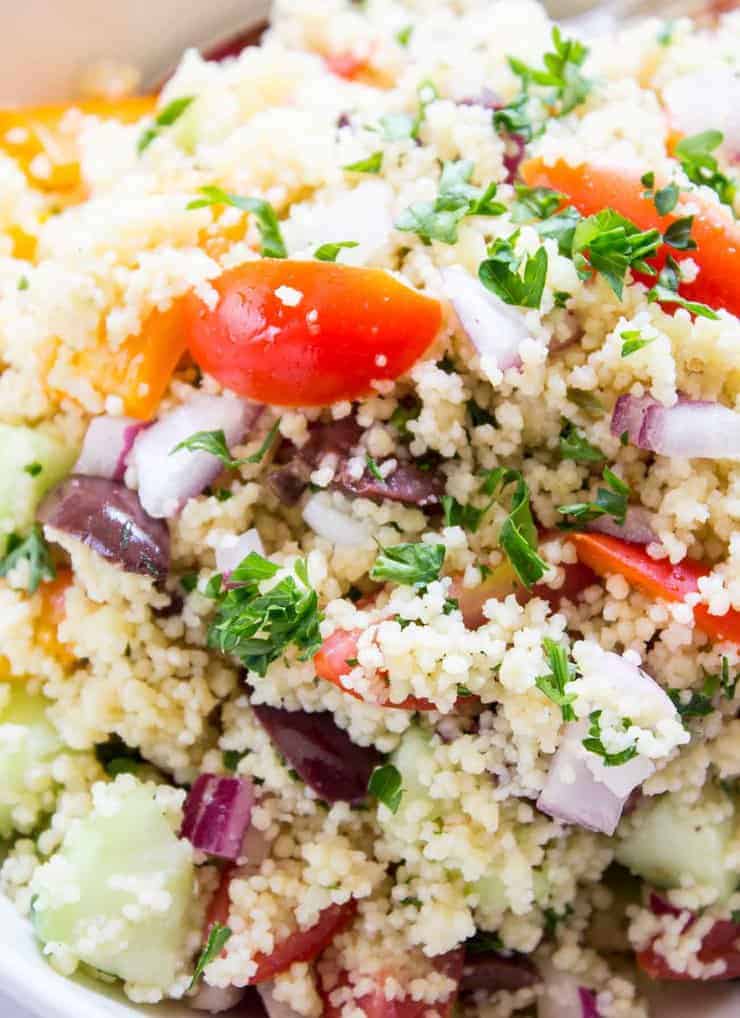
396, 159, 505, 245
370, 542, 445, 588
207, 553, 323, 676
732, 909, 740, 926
535, 637, 578, 721
675, 130, 736, 208
23, 461, 43, 477
571, 209, 661, 298
366, 455, 384, 482
187, 187, 287, 258
559, 421, 604, 463
668, 686, 714, 719
566, 388, 605, 418
396, 24, 413, 47
465, 930, 504, 954
214, 488, 233, 502
558, 467, 630, 528
620, 329, 656, 357
181, 572, 198, 593
441, 495, 490, 534
467, 400, 496, 429
508, 26, 592, 116
343, 151, 383, 174
445, 598, 460, 615
657, 19, 676, 46
390, 398, 421, 436
536, 205, 581, 257
511, 184, 564, 222
17, 275, 29, 291
248, 418, 282, 464
189, 924, 232, 990
493, 93, 545, 144
478, 243, 548, 310
543, 905, 573, 936
720, 657, 738, 700
222, 750, 245, 772
654, 182, 679, 215
378, 78, 437, 141
95, 736, 145, 778
0, 524, 55, 594
647, 255, 719, 319
173, 420, 280, 469
138, 96, 195, 153
483, 468, 547, 588
553, 290, 571, 308
663, 215, 696, 251
582, 710, 638, 767
314, 240, 359, 262
368, 763, 403, 813
619, 430, 629, 446
400, 896, 422, 908
641, 171, 655, 190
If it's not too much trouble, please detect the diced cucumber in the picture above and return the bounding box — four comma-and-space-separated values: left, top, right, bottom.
378, 725, 440, 835
31, 775, 194, 989
0, 425, 76, 549
0, 682, 62, 838
615, 789, 738, 902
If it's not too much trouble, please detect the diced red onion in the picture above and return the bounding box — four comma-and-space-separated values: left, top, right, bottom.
251, 702, 381, 803
188, 984, 248, 1014
441, 265, 530, 372
639, 399, 740, 461
610, 394, 657, 445
456, 87, 500, 109
257, 983, 303, 1018
502, 134, 526, 184
181, 774, 255, 861
587, 505, 656, 545
215, 529, 265, 575
461, 951, 539, 993
538, 962, 601, 1018
302, 492, 372, 547
75, 416, 148, 482
39, 476, 170, 580
131, 394, 262, 519
578, 987, 600, 1018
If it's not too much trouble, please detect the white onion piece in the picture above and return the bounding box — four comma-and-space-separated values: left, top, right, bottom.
587, 505, 656, 545
663, 67, 740, 161
188, 984, 246, 1013
258, 983, 304, 1018
282, 179, 393, 266
538, 962, 600, 1018
131, 394, 261, 518
441, 265, 530, 372
215, 529, 265, 575
639, 400, 740, 461
302, 492, 371, 547
75, 416, 147, 481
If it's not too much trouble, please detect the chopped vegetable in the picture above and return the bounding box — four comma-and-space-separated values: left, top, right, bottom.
188, 187, 287, 258
138, 96, 195, 153
484, 469, 547, 587
368, 763, 403, 813
189, 923, 232, 990
181, 774, 254, 860
535, 638, 577, 721
396, 159, 504, 245
343, 152, 383, 173
557, 467, 630, 528
478, 243, 548, 310
0, 524, 55, 594
369, 541, 445, 588
508, 27, 592, 116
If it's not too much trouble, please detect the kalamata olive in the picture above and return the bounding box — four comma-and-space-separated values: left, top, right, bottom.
460, 951, 540, 994
39, 475, 170, 580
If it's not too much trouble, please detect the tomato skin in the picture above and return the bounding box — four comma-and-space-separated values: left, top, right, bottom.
325, 52, 369, 80
637, 900, 740, 981
184, 261, 442, 407
204, 868, 357, 983
569, 532, 740, 644
521, 157, 740, 316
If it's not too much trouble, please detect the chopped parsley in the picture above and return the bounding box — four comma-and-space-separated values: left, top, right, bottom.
535, 638, 578, 721
553, 290, 571, 308
369, 542, 445, 588
180, 572, 198, 594
663, 215, 696, 251
667, 686, 714, 719
647, 255, 718, 319
675, 130, 736, 208
378, 78, 437, 141
508, 26, 592, 116
511, 184, 564, 222
571, 209, 661, 298
23, 461, 43, 477
544, 905, 573, 936
566, 387, 605, 418
368, 763, 403, 813
314, 240, 359, 262
17, 275, 29, 291
343, 151, 383, 174
206, 554, 323, 676
389, 398, 421, 436
620, 329, 656, 358
0, 525, 55, 594
138, 96, 195, 154
189, 923, 232, 990
467, 399, 497, 429
187, 187, 286, 258
366, 455, 384, 482
536, 205, 581, 257
465, 930, 505, 954
558, 467, 630, 529
441, 495, 490, 534
493, 92, 546, 144
559, 421, 605, 463
582, 710, 638, 767
657, 19, 676, 46
483, 468, 547, 588
654, 182, 679, 216
173, 420, 280, 469
222, 749, 246, 772
396, 24, 413, 47
396, 159, 505, 245
478, 239, 548, 310
95, 736, 145, 778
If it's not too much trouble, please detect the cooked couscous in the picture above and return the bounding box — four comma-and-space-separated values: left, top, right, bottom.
0, 1, 739, 1016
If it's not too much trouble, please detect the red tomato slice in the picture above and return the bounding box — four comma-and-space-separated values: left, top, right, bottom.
321, 948, 464, 1018
637, 902, 740, 981
184, 261, 442, 407
521, 157, 740, 316
325, 52, 370, 80
569, 532, 740, 644
204, 868, 357, 983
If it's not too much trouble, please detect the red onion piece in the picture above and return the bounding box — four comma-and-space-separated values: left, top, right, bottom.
587, 505, 656, 545
578, 987, 600, 1018
215, 529, 265, 575
639, 400, 740, 461
203, 24, 266, 63
251, 703, 381, 803
131, 394, 262, 519
610, 394, 657, 445
502, 134, 526, 184
39, 476, 170, 580
538, 963, 601, 1018
456, 87, 500, 110
181, 774, 255, 861
441, 265, 530, 372
75, 416, 148, 482
460, 952, 539, 993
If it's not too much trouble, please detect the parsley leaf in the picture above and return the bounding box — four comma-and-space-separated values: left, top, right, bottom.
343, 151, 383, 174
478, 243, 548, 309
663, 215, 696, 251
390, 398, 421, 436
654, 182, 679, 215
582, 710, 638, 767
509, 27, 592, 116
484, 468, 547, 588
138, 96, 195, 154
441, 495, 490, 534
314, 240, 359, 262
647, 256, 719, 319
396, 24, 413, 47
536, 638, 578, 721
368, 764, 403, 813
620, 329, 656, 357
566, 388, 605, 418
17, 275, 29, 291
187, 187, 286, 258
396, 159, 504, 245
572, 209, 661, 298
536, 205, 581, 257
466, 930, 505, 954
493, 93, 546, 144
378, 78, 437, 141
207, 554, 323, 676
558, 467, 630, 528
668, 686, 714, 719
222, 749, 246, 772
559, 421, 605, 463
248, 418, 282, 464
0, 524, 56, 594
370, 542, 445, 588
657, 19, 676, 46
189, 923, 232, 990
511, 184, 564, 222
675, 131, 736, 208
366, 455, 384, 481
173, 421, 280, 469
467, 400, 497, 429
24, 462, 43, 477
